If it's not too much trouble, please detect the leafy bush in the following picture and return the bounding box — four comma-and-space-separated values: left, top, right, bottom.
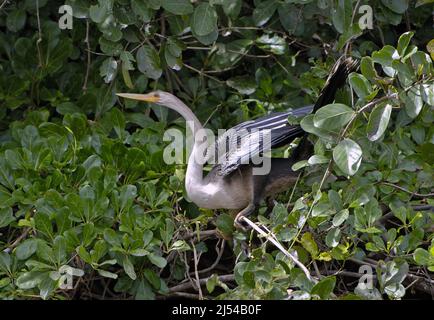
0, 0, 433, 299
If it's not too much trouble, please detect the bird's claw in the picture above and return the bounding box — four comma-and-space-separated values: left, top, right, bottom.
234, 213, 250, 232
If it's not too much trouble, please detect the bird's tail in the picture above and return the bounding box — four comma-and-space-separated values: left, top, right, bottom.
290, 57, 358, 163
312, 57, 359, 113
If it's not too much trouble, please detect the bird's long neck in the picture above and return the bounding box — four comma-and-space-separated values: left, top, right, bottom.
165, 96, 207, 191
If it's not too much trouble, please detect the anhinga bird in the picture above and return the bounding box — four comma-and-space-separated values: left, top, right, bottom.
117, 58, 357, 229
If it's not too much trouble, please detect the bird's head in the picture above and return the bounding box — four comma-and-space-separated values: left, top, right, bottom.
116, 90, 203, 133
116, 90, 174, 107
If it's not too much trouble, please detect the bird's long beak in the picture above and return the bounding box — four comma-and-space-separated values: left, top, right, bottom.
116, 93, 160, 103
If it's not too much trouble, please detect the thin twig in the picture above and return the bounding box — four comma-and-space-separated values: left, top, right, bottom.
240, 216, 315, 283
380, 182, 434, 198
191, 241, 203, 300
166, 292, 201, 299
190, 239, 225, 276
184, 64, 225, 84
0, 0, 9, 12
35, 0, 43, 67
83, 19, 91, 91
344, 0, 362, 56
4, 228, 31, 252
169, 274, 234, 293
181, 229, 219, 241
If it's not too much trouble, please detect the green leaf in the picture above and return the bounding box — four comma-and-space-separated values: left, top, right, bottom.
332, 0, 352, 34
381, 0, 409, 14
0, 158, 14, 190
15, 239, 38, 260
136, 45, 163, 80
226, 76, 257, 95
308, 155, 329, 165
427, 39, 434, 60
119, 184, 137, 212
130, 249, 149, 257
0, 252, 11, 273
148, 253, 167, 268
300, 115, 336, 141
192, 27, 218, 45
291, 160, 308, 171
256, 34, 287, 55
349, 73, 372, 98
206, 274, 218, 293
16, 271, 43, 290
397, 31, 414, 55
313, 104, 355, 130
97, 269, 118, 279
301, 232, 319, 258
333, 139, 363, 176
366, 103, 392, 141
325, 228, 341, 248
332, 209, 349, 227
191, 3, 218, 36
416, 0, 434, 7
404, 86, 423, 118
0, 207, 15, 228
109, 108, 126, 139
253, 0, 278, 26
89, 3, 108, 23
216, 213, 234, 237
372, 45, 399, 76
413, 248, 431, 265
311, 276, 336, 299
122, 256, 137, 280
161, 0, 193, 15
99, 58, 118, 83
278, 3, 302, 34
222, 0, 241, 18
420, 83, 434, 106
360, 57, 377, 81
131, 0, 152, 22
6, 10, 26, 32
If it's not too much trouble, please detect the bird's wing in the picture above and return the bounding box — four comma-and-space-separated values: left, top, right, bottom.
206, 105, 313, 176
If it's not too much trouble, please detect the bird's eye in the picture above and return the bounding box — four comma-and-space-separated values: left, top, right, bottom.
154, 93, 160, 98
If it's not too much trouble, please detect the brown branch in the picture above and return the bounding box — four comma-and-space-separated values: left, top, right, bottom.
189, 239, 226, 276
181, 229, 219, 241
380, 182, 434, 198
168, 274, 234, 293
5, 228, 31, 252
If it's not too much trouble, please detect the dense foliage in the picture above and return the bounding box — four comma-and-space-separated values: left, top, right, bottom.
0, 0, 433, 300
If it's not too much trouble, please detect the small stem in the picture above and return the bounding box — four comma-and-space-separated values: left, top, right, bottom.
380, 182, 434, 198
83, 19, 91, 91
35, 0, 43, 68
241, 216, 315, 283
191, 241, 203, 300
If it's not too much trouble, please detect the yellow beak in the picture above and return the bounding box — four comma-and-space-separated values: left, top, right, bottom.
116, 93, 160, 103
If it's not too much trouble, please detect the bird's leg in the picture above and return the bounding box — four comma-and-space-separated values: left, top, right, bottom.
234, 203, 257, 231
265, 196, 276, 215
234, 172, 268, 230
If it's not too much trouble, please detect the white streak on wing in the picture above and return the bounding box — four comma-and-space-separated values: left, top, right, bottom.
205, 107, 313, 169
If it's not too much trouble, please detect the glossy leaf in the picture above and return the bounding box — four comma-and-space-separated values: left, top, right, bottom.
313, 104, 355, 130
191, 3, 218, 37
333, 139, 363, 176
136, 45, 162, 80
367, 103, 392, 141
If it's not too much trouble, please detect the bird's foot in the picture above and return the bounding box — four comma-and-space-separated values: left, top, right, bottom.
234, 213, 251, 232
233, 204, 256, 231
